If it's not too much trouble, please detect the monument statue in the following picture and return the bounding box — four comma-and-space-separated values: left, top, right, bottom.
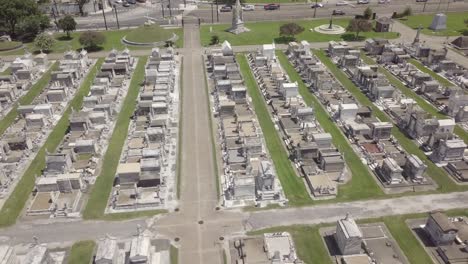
413, 24, 422, 44
228, 0, 250, 34
328, 15, 333, 30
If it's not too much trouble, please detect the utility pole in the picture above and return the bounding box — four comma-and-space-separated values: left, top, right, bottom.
211, 3, 214, 23
183, 0, 186, 8
168, 0, 172, 17
446, 0, 451, 12
51, 8, 59, 31
422, 0, 427, 12
216, 0, 220, 22
161, 0, 165, 18
437, 0, 442, 11
114, 5, 120, 29
313, 0, 318, 18
101, 5, 108, 30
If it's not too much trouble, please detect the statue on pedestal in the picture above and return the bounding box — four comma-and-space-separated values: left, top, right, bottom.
228, 0, 250, 34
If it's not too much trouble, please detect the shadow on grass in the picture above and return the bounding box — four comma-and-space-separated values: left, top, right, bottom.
77, 46, 104, 52
341, 33, 366, 41
274, 36, 296, 44
57, 35, 73, 41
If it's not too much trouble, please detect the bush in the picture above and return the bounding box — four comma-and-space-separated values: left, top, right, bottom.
392, 6, 412, 18
210, 35, 220, 45
79, 31, 105, 51
462, 29, 468, 36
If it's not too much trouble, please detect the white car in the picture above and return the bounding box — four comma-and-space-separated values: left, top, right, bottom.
114, 0, 123, 3
336, 1, 348, 5
357, 0, 369, 4
242, 4, 255, 11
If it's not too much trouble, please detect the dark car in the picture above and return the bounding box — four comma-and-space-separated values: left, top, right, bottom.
127, 0, 136, 4
311, 3, 324, 8
332, 9, 345, 15
264, 3, 280, 10
122, 1, 130, 6
220, 5, 232, 12
416, 0, 427, 2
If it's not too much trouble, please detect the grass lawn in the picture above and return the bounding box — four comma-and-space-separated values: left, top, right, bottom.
125, 25, 174, 43
200, 19, 399, 46
0, 41, 22, 51
0, 68, 12, 76
276, 51, 384, 201
314, 50, 467, 194
0, 59, 103, 227
170, 246, 178, 264
0, 28, 184, 56
408, 58, 454, 87
83, 57, 167, 220
203, 58, 221, 198
68, 240, 95, 264
237, 54, 312, 205
0, 62, 58, 136
398, 12, 468, 36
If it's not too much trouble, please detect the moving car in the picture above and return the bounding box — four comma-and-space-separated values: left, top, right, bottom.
332, 9, 345, 15
127, 0, 136, 4
357, 0, 369, 4
220, 5, 232, 12
264, 3, 280, 10
242, 4, 255, 11
336, 1, 348, 6
311, 3, 324, 8
416, 0, 427, 2
122, 1, 130, 6
114, 0, 123, 4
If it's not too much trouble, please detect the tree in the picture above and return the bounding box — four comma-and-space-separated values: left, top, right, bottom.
210, 35, 220, 45
58, 15, 77, 38
402, 6, 412, 17
34, 33, 55, 52
363, 7, 372, 20
79, 31, 105, 50
76, 0, 89, 16
464, 18, 468, 27
346, 19, 373, 40
279, 23, 305, 40
16, 14, 50, 41
0, 0, 44, 36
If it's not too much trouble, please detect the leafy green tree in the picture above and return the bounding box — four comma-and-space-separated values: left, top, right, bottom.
17, 15, 50, 41
279, 23, 305, 40
363, 7, 372, 20
0, 0, 45, 36
346, 19, 373, 40
58, 15, 77, 38
79, 31, 106, 50
34, 33, 55, 52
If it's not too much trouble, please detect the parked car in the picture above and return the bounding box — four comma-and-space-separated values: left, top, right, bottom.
264, 3, 280, 10
416, 0, 427, 2
336, 1, 348, 6
332, 9, 345, 15
357, 0, 369, 4
242, 4, 255, 11
311, 3, 324, 8
114, 0, 123, 4
122, 1, 130, 6
127, 0, 136, 4
220, 5, 232, 12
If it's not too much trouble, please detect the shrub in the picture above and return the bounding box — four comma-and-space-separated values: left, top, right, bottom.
79, 31, 105, 51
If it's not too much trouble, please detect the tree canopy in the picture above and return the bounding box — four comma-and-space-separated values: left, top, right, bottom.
79, 31, 106, 51
0, 0, 49, 39
346, 19, 373, 39
279, 23, 305, 38
58, 15, 77, 38
35, 33, 55, 52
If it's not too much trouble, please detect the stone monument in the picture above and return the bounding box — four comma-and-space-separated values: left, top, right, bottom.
413, 24, 422, 44
429, 13, 447, 31
228, 0, 250, 34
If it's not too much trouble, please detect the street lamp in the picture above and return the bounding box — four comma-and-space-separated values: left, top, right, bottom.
114, 5, 120, 29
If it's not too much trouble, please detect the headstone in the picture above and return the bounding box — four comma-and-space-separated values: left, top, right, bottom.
228, 0, 250, 34
429, 13, 447, 31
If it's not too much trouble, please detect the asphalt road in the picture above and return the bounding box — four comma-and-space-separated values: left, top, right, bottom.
75, 0, 468, 29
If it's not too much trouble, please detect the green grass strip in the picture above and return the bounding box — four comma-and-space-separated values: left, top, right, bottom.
237, 54, 311, 205
170, 245, 179, 264
176, 58, 184, 199
83, 57, 149, 219
0, 59, 103, 227
202, 56, 221, 199
276, 51, 384, 201
314, 50, 463, 193
361, 53, 468, 144
408, 59, 454, 87
0, 62, 59, 135
68, 240, 96, 264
